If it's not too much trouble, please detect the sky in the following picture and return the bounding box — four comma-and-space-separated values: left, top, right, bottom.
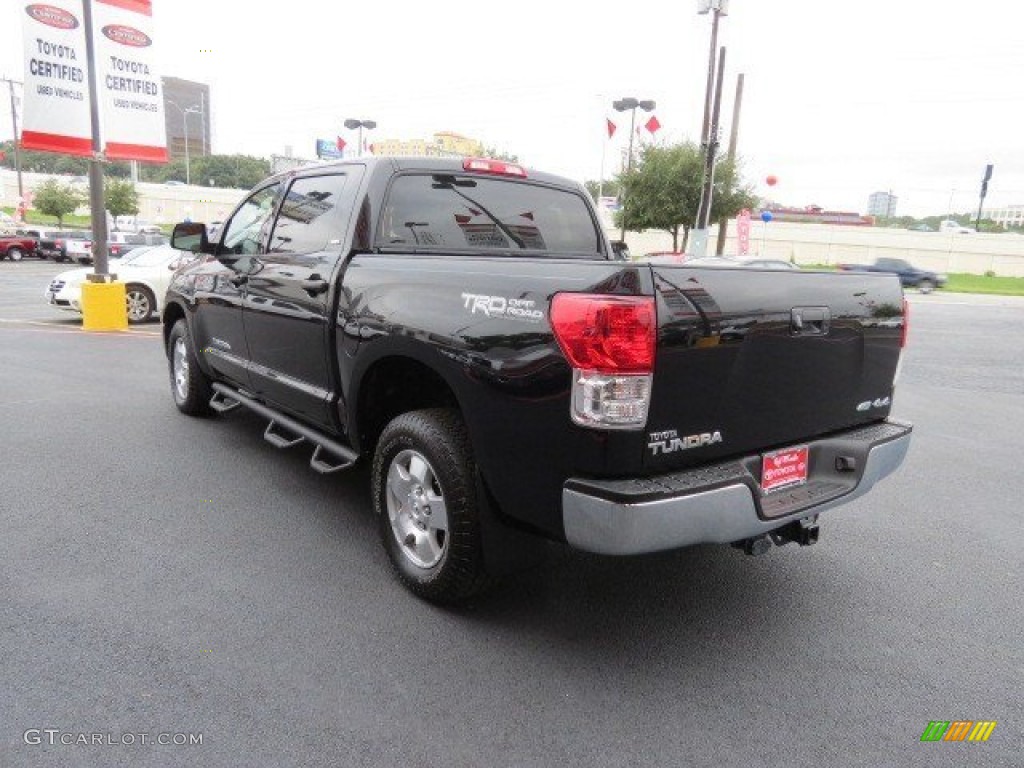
2, 0, 1023, 217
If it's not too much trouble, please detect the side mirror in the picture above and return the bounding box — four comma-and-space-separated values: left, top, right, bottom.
171, 222, 212, 254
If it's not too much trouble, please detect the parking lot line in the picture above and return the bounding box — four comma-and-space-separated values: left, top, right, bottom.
0, 318, 161, 336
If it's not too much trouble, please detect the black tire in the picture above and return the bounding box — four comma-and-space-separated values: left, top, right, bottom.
167, 319, 214, 416
125, 284, 155, 324
7, 247, 24, 262
372, 408, 490, 603
918, 279, 935, 294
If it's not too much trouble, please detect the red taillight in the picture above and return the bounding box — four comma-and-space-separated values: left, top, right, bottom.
901, 297, 909, 348
84, 241, 92, 249
462, 157, 528, 178
551, 294, 655, 374
55, 239, 64, 248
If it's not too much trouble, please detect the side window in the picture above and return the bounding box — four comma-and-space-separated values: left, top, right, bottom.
219, 184, 281, 259
267, 174, 351, 263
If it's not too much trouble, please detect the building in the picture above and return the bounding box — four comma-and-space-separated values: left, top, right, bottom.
371, 131, 482, 159
982, 204, 1024, 230
162, 77, 211, 161
867, 190, 898, 218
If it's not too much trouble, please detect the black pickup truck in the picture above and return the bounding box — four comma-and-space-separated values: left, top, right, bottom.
163, 157, 912, 602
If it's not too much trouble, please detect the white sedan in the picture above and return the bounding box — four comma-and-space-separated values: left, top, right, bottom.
44, 244, 196, 323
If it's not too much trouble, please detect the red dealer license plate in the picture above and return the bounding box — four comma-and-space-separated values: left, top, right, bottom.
761, 445, 809, 493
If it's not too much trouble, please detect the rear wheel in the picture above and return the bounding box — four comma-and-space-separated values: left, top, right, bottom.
372, 408, 490, 603
918, 279, 935, 294
7, 247, 24, 262
167, 319, 213, 416
126, 285, 155, 323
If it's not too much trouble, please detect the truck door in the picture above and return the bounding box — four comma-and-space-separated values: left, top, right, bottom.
198, 181, 282, 388
241, 171, 361, 427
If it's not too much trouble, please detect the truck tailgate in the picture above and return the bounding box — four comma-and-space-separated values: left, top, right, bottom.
644, 266, 905, 472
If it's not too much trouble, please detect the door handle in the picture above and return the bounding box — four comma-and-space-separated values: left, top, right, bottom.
300, 274, 329, 296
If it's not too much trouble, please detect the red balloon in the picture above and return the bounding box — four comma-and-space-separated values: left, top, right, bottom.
766, 175, 778, 186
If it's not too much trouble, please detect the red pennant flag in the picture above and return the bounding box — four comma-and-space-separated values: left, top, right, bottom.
454, 213, 472, 224
644, 115, 661, 134
336, 136, 346, 151
606, 118, 617, 139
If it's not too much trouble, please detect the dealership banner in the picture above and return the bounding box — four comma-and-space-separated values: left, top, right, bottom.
93, 0, 167, 162
20, 1, 93, 156
737, 208, 751, 255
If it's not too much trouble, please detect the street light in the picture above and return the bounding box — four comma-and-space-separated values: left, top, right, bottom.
612, 97, 656, 243
344, 118, 377, 157
167, 100, 201, 185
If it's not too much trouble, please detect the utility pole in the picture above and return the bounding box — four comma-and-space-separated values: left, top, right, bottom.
691, 45, 726, 258
692, 0, 730, 257
715, 72, 744, 255
2, 77, 25, 204
976, 164, 993, 231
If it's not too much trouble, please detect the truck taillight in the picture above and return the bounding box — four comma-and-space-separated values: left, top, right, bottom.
462, 157, 527, 178
551, 293, 655, 430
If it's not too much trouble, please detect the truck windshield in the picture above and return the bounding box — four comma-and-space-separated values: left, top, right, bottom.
379, 174, 601, 256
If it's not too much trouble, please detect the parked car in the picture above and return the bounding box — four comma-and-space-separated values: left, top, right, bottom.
161, 155, 912, 602
0, 231, 40, 261
114, 216, 163, 234
836, 257, 947, 293
643, 250, 686, 262
939, 219, 974, 234
69, 232, 168, 264
34, 229, 91, 261
45, 244, 195, 323
739, 258, 801, 270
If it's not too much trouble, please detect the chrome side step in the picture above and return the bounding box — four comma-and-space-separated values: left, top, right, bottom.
209, 383, 357, 474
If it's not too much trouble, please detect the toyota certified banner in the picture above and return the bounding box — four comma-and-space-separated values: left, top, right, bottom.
20, 1, 93, 156
93, 0, 167, 162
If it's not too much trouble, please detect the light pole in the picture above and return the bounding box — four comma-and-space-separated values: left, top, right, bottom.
691, 0, 730, 258
344, 118, 377, 157
612, 97, 656, 244
167, 100, 200, 185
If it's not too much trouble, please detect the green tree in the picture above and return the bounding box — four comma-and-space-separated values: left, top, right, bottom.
615, 141, 756, 252
32, 179, 84, 229
104, 178, 140, 221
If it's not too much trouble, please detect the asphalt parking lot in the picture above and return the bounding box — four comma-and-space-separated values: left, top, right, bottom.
1, 260, 1021, 767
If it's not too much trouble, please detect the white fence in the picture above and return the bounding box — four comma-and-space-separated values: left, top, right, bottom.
611, 220, 1024, 277
1, 169, 246, 227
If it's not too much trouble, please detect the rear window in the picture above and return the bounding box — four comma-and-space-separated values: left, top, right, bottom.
378, 174, 601, 256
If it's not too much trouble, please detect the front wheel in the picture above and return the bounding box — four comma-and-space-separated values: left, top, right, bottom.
372, 409, 490, 603
918, 279, 935, 294
167, 319, 213, 416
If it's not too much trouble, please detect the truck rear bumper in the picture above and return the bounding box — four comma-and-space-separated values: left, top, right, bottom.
562, 420, 912, 555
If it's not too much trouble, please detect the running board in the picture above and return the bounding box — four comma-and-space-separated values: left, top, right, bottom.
209, 389, 242, 413
210, 383, 358, 474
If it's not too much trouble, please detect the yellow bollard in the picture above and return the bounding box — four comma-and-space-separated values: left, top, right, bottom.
81, 280, 128, 331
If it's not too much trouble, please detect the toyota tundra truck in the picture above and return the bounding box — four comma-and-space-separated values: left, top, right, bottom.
163, 156, 912, 602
